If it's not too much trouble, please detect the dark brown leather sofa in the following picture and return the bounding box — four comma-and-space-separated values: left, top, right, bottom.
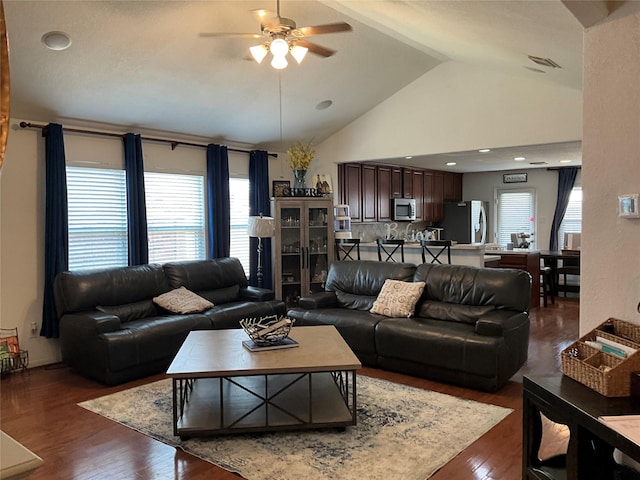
287, 261, 531, 392
54, 257, 286, 385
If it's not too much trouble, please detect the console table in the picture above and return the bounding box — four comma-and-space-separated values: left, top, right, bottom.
523, 374, 640, 480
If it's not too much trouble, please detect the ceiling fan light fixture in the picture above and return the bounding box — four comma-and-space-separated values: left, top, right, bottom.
290, 44, 308, 64
270, 38, 289, 57
249, 44, 269, 64
271, 54, 288, 70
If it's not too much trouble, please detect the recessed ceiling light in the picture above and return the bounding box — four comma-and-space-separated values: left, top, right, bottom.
446, 162, 456, 166
41, 31, 72, 51
315, 100, 332, 110
478, 149, 490, 153
405, 156, 413, 159
514, 156, 526, 161
560, 159, 572, 163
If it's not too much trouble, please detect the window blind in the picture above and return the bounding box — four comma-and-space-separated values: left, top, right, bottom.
67, 166, 128, 270
228, 177, 251, 275
496, 188, 536, 247
559, 187, 582, 248
145, 172, 205, 264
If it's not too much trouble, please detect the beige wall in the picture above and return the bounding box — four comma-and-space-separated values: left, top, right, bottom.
312, 61, 583, 184
580, 2, 640, 333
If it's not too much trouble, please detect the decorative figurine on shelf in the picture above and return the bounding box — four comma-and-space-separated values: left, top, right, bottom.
287, 140, 315, 189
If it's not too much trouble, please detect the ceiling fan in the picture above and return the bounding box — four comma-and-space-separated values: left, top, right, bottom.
200, 0, 352, 69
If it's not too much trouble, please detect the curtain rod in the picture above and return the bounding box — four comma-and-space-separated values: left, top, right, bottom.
18, 121, 278, 158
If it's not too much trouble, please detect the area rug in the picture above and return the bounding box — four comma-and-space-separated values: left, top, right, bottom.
79, 376, 512, 480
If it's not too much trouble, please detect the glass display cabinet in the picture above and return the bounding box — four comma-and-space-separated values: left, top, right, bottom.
271, 197, 335, 309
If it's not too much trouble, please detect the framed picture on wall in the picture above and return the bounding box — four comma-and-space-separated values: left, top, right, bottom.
272, 180, 291, 197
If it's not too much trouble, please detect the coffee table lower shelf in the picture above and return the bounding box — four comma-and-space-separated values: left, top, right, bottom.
172, 371, 357, 438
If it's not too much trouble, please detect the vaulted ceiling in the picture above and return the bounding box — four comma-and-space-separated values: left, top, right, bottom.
4, 0, 591, 170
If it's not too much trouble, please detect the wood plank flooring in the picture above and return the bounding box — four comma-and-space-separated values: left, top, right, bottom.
1, 298, 580, 480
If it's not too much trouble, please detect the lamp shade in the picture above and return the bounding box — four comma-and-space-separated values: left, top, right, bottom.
247, 216, 275, 238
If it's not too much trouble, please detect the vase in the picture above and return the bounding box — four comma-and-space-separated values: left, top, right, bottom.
293, 169, 307, 189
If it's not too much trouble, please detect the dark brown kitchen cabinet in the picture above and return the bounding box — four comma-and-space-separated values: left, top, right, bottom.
443, 172, 463, 201
402, 168, 413, 198
391, 167, 402, 198
412, 169, 424, 220
361, 164, 378, 222
423, 171, 434, 222
339, 163, 362, 223
432, 172, 444, 221
377, 165, 392, 221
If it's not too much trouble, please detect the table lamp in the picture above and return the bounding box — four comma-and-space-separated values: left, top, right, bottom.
247, 215, 275, 288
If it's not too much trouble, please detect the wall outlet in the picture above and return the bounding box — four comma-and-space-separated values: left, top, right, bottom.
30, 322, 38, 337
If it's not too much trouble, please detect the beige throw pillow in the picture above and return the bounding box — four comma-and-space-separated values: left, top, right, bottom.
153, 287, 214, 314
370, 280, 426, 318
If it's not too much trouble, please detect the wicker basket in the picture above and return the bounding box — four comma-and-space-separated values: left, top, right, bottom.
561, 318, 640, 397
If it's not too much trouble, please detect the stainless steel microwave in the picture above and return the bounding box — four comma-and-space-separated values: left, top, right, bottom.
392, 198, 416, 221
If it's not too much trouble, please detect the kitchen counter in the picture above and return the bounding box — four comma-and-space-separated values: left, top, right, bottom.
358, 241, 487, 267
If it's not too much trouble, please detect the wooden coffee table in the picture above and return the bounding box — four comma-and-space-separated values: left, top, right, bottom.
166, 325, 362, 438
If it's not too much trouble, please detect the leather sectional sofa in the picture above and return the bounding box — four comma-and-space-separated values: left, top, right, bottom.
54, 257, 286, 385
287, 260, 531, 391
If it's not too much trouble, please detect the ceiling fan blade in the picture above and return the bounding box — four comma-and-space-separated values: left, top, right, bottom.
199, 32, 263, 39
296, 40, 335, 58
297, 22, 352, 37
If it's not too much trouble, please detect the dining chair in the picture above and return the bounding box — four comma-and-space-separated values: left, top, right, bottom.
335, 238, 361, 261
420, 240, 452, 264
377, 239, 405, 262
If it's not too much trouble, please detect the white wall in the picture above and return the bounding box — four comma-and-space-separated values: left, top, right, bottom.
580, 3, 640, 333
0, 121, 282, 366
312, 61, 583, 182
464, 168, 581, 250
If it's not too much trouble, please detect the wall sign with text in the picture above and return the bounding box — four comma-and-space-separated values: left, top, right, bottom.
503, 173, 528, 184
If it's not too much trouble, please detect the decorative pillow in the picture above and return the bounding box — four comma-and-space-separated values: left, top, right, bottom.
370, 280, 426, 318
153, 287, 214, 314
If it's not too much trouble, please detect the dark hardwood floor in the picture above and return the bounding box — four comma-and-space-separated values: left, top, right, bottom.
1, 297, 580, 480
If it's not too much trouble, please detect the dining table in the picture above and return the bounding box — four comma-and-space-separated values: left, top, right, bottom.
539, 250, 581, 296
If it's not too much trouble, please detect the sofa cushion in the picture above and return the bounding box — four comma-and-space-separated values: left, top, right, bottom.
416, 301, 495, 325
326, 261, 417, 310
370, 280, 425, 318
198, 286, 241, 305
153, 287, 214, 314
96, 300, 158, 323
163, 258, 248, 294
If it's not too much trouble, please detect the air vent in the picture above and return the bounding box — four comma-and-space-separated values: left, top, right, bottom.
528, 55, 561, 69
529, 161, 548, 165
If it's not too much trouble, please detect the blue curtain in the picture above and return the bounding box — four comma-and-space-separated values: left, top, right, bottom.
206, 144, 230, 258
249, 150, 272, 289
549, 167, 579, 251
123, 133, 148, 265
42, 123, 68, 338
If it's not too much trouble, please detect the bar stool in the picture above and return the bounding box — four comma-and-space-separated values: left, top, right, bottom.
377, 239, 405, 263
335, 238, 361, 261
540, 266, 555, 307
420, 240, 452, 264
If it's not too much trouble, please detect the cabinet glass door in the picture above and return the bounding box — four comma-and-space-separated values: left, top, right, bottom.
279, 206, 302, 307
307, 206, 330, 294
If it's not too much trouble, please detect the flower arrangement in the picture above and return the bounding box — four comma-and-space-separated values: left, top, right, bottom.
287, 140, 315, 171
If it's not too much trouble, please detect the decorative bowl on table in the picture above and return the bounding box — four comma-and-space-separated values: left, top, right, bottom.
239, 315, 295, 345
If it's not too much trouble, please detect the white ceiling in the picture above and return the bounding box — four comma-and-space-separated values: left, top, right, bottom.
4, 0, 586, 171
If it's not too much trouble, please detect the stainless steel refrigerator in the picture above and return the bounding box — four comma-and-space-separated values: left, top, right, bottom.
439, 201, 488, 244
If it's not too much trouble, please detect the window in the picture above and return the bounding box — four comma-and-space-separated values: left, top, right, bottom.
229, 177, 251, 275
67, 167, 128, 270
145, 172, 205, 264
495, 188, 536, 248
558, 187, 582, 249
